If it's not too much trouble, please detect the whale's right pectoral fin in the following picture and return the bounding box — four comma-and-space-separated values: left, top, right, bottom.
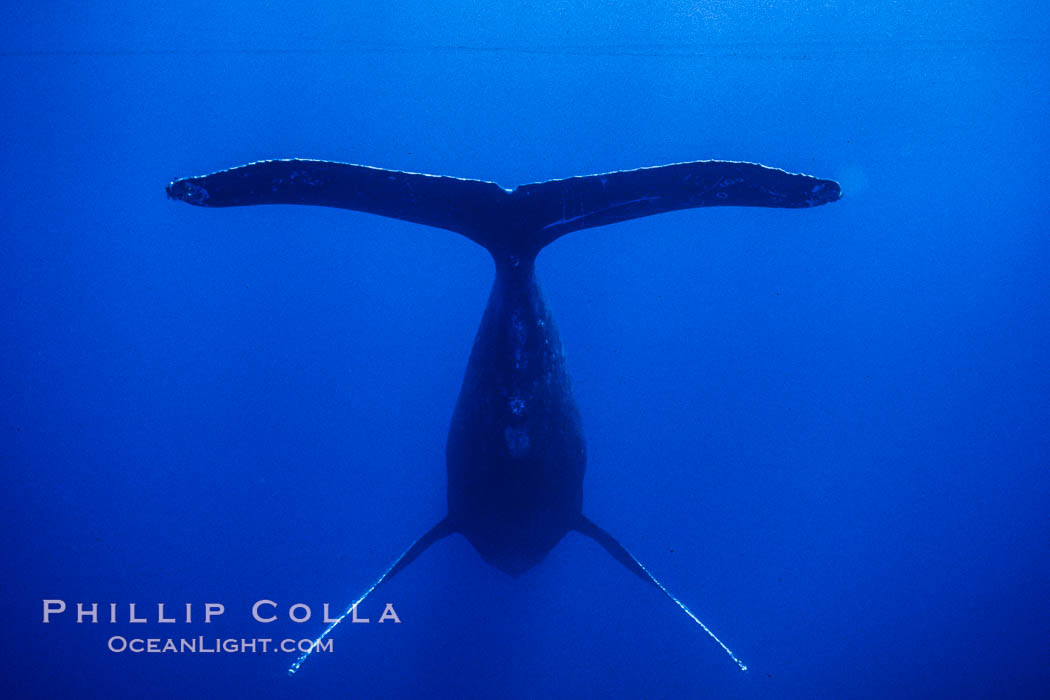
288, 517, 456, 676
574, 514, 748, 671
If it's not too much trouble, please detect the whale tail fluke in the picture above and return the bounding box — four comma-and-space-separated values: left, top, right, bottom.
167, 158, 840, 257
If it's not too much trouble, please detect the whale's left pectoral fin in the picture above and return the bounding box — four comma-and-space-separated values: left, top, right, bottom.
288, 517, 456, 676
574, 515, 748, 671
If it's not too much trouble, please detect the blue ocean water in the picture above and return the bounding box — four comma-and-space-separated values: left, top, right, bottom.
3, 3, 1048, 698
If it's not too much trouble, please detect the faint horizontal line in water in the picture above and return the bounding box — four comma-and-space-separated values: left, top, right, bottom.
0, 38, 1041, 60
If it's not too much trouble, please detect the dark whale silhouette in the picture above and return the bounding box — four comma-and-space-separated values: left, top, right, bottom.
167, 159, 841, 673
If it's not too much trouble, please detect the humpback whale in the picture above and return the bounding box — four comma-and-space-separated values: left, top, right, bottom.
167, 158, 841, 674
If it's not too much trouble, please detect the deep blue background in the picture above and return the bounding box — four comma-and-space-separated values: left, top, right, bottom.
2, 3, 1047, 698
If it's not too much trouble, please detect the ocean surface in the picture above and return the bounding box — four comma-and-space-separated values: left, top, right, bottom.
3, 3, 1048, 698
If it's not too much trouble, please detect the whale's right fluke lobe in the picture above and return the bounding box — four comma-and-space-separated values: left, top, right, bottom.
514, 160, 841, 250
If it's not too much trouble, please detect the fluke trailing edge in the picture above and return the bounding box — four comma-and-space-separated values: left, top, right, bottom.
167, 158, 842, 674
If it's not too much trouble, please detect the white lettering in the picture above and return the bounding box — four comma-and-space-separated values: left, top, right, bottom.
204, 603, 224, 623
76, 602, 98, 624
289, 603, 311, 623
378, 603, 400, 624
252, 600, 277, 623
129, 603, 146, 623
42, 599, 66, 623
157, 603, 175, 623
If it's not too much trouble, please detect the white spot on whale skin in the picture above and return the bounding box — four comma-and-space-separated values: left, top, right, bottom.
540, 196, 662, 231
504, 427, 530, 457
511, 310, 528, 367
179, 181, 210, 204
512, 311, 526, 338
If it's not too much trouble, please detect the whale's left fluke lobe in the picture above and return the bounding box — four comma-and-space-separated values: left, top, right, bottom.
167, 159, 508, 249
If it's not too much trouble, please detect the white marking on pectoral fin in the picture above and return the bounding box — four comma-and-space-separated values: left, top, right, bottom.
575, 516, 747, 671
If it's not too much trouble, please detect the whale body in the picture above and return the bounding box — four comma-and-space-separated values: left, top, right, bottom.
167, 158, 841, 673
